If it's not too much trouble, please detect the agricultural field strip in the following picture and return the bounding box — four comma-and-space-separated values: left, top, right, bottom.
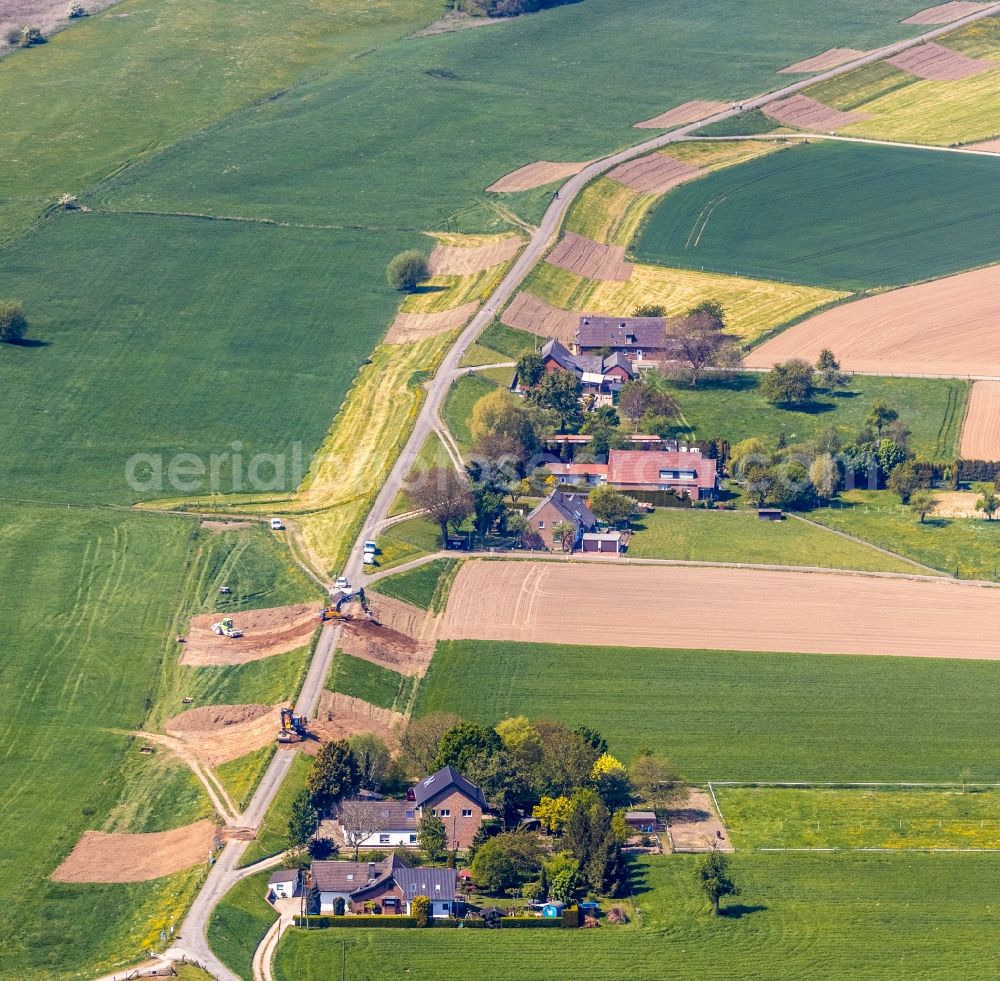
168, 10, 1000, 976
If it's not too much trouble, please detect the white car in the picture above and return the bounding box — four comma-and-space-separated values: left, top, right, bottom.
363, 540, 378, 554
363, 553, 376, 566
335, 576, 350, 590
270, 517, 284, 531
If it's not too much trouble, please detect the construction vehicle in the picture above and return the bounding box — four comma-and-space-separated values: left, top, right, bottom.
278, 707, 309, 743
318, 586, 372, 622
212, 617, 243, 638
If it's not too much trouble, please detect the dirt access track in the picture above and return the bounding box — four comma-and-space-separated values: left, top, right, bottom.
746, 264, 1000, 378
180, 603, 316, 666
960, 381, 1000, 460
52, 819, 216, 883
441, 560, 1000, 660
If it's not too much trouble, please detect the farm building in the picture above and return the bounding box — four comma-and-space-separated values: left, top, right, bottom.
526, 490, 597, 550
312, 855, 459, 918
625, 810, 657, 833
574, 315, 680, 362
267, 869, 299, 900
525, 337, 635, 406
335, 765, 488, 852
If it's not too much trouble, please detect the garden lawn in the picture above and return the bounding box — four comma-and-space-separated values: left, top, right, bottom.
328, 653, 416, 713
809, 489, 1000, 580
416, 641, 1000, 783
658, 373, 967, 461
275, 852, 1000, 981
0, 214, 421, 504
626, 508, 929, 574
634, 141, 1000, 290
208, 869, 278, 981
371, 558, 460, 611
716, 786, 1000, 850
374, 515, 445, 571
443, 373, 498, 453
0, 503, 205, 980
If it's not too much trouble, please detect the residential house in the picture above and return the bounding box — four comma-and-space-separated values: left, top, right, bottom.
267, 869, 299, 900
574, 315, 680, 363
312, 855, 459, 918
526, 489, 597, 550
336, 765, 488, 853
534, 337, 635, 406
606, 448, 718, 499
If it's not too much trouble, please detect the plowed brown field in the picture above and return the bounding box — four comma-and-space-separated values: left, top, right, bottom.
441, 560, 1000, 660
428, 235, 523, 275
634, 100, 729, 129
501, 292, 582, 341
887, 41, 995, 80
903, 2, 990, 25
780, 48, 865, 73
607, 154, 702, 194
763, 93, 869, 129
960, 381, 1000, 460
547, 232, 634, 282
52, 819, 216, 883
386, 301, 479, 343
180, 604, 316, 666
745, 264, 1000, 377
487, 160, 588, 192
165, 703, 282, 767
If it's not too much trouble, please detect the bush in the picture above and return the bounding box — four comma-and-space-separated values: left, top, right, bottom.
9, 25, 45, 47
387, 251, 430, 292
500, 917, 562, 928
67, 3, 87, 16
411, 894, 430, 928
606, 905, 629, 924
355, 850, 387, 864
561, 904, 581, 928
293, 915, 420, 928
0, 302, 28, 344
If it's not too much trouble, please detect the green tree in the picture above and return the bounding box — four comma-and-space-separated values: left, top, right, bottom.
348, 733, 391, 792
973, 483, 999, 521
695, 851, 741, 915
417, 809, 448, 862
729, 437, 771, 480
288, 789, 318, 847
409, 465, 473, 545
471, 388, 538, 453
386, 250, 430, 292
815, 349, 849, 389
306, 740, 361, 814
0, 302, 27, 344
472, 484, 507, 536
759, 359, 816, 407
876, 438, 909, 478
588, 484, 634, 526
516, 352, 545, 388
532, 795, 574, 834
591, 753, 631, 811
887, 460, 920, 504
433, 722, 503, 771
909, 489, 938, 524
527, 369, 582, 431
551, 520, 576, 552
866, 400, 899, 437
669, 301, 739, 385
549, 866, 583, 903
469, 836, 516, 893
629, 751, 684, 807
586, 801, 624, 894
399, 712, 462, 775
305, 882, 321, 915
496, 716, 543, 768
411, 894, 431, 927
809, 453, 839, 503
632, 303, 665, 317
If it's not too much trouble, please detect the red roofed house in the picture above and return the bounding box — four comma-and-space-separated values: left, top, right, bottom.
607, 448, 718, 499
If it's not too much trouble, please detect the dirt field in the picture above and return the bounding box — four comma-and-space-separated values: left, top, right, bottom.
500, 292, 582, 341
339, 618, 434, 676
1, 0, 120, 57
780, 48, 865, 73
960, 381, 1000, 460
903, 2, 990, 25
763, 93, 870, 129
428, 235, 523, 276
487, 160, 589, 193
970, 137, 1000, 152
179, 603, 316, 666
441, 560, 1000, 660
633, 100, 729, 129
607, 154, 702, 194
665, 788, 733, 853
547, 232, 634, 282
928, 490, 995, 518
310, 691, 405, 748
200, 519, 256, 533
165, 703, 281, 767
385, 301, 479, 343
52, 819, 216, 883
745, 264, 1000, 377
887, 41, 995, 80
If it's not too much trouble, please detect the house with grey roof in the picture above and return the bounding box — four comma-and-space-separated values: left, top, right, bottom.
574, 315, 680, 362
526, 489, 597, 551
534, 337, 635, 406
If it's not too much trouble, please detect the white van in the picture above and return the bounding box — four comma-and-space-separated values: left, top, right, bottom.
363, 540, 378, 554
363, 552, 376, 566
270, 517, 284, 531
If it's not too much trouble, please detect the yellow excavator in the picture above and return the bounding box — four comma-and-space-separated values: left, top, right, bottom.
317, 587, 372, 623
277, 707, 309, 744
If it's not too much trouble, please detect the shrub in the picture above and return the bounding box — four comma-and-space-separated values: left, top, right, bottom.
387, 251, 430, 292
293, 915, 420, 928
606, 905, 629, 924
356, 850, 387, 864
11, 25, 46, 47
0, 302, 28, 344
67, 3, 87, 16
411, 895, 431, 928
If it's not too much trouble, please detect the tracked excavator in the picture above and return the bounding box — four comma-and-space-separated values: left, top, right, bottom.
277, 707, 309, 744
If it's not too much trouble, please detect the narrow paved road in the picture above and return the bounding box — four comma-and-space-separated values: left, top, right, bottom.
151, 4, 1000, 978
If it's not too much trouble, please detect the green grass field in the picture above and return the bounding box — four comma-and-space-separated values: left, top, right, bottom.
659, 373, 967, 461
0, 504, 205, 979
417, 640, 1000, 783
634, 141, 1000, 290
207, 869, 277, 981
370, 558, 459, 611
716, 786, 1000, 850
240, 752, 313, 867
275, 852, 1000, 980
328, 653, 416, 713
375, 515, 445, 571
809, 490, 1000, 580
216, 745, 278, 812
0, 214, 423, 504
627, 508, 928, 574
443, 372, 498, 453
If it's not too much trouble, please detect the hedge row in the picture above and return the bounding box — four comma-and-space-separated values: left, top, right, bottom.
292, 913, 578, 930
459, 917, 563, 929
294, 915, 419, 928
957, 460, 1000, 482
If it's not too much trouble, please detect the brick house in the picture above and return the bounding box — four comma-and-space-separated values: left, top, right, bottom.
533, 337, 635, 406
574, 315, 681, 362
312, 854, 458, 918
525, 490, 597, 550
607, 448, 718, 499
410, 765, 489, 851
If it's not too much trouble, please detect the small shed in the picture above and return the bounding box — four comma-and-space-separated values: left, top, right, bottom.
625, 810, 657, 833
541, 901, 566, 918
268, 869, 299, 900
445, 535, 469, 551
757, 508, 784, 521
581, 531, 623, 554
